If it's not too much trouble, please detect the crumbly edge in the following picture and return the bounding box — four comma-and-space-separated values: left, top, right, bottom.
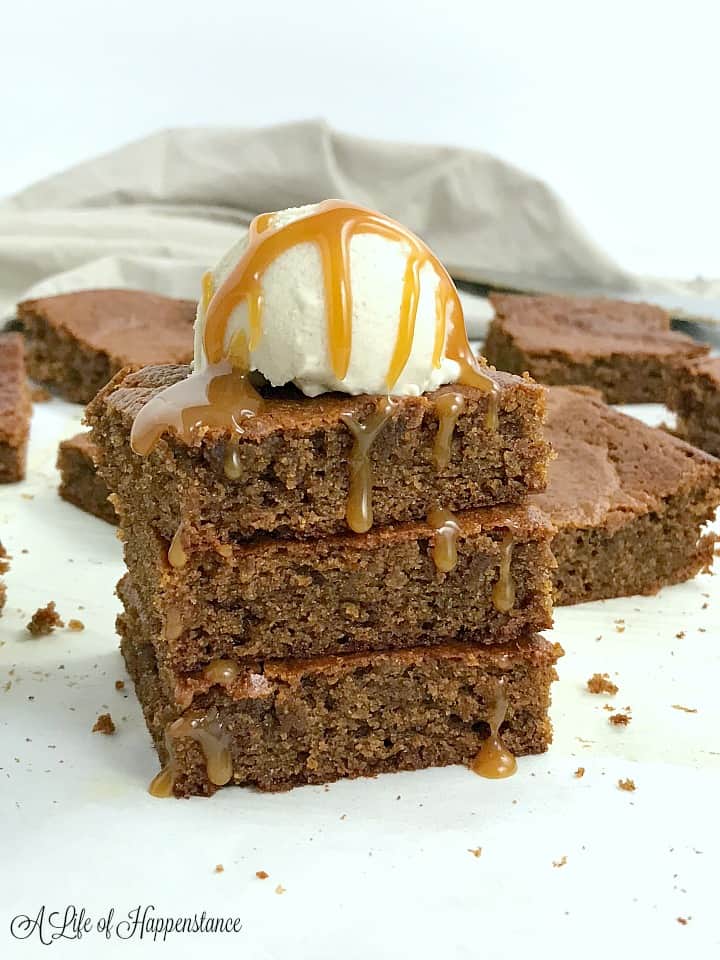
120, 607, 560, 797
552, 485, 719, 605
87, 368, 551, 542
0, 438, 29, 484
19, 308, 115, 404
56, 439, 117, 524
0, 342, 31, 482
674, 421, 720, 459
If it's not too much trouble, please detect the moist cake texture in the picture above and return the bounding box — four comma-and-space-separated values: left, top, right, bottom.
0, 333, 32, 483
87, 363, 551, 541
116, 503, 555, 676
57, 432, 117, 524
119, 590, 561, 796
18, 290, 196, 403
534, 387, 720, 604
667, 355, 720, 458
484, 293, 709, 404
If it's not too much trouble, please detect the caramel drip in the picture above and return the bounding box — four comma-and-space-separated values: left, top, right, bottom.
433, 392, 465, 471
427, 508, 461, 573
168, 524, 187, 568
341, 398, 394, 533
223, 437, 243, 480
149, 707, 232, 798
164, 607, 183, 641
201, 270, 214, 313
470, 680, 517, 779
385, 254, 422, 389
444, 293, 499, 430
201, 659, 242, 685
130, 357, 263, 458
492, 533, 516, 613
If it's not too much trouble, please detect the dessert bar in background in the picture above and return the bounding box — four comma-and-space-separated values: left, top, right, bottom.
17, 289, 196, 403
0, 332, 31, 483
57, 432, 117, 524
533, 386, 720, 605
90, 200, 561, 797
483, 292, 709, 403
668, 355, 720, 458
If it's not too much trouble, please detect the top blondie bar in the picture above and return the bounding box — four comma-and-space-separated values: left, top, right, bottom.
88, 363, 549, 541
87, 201, 550, 541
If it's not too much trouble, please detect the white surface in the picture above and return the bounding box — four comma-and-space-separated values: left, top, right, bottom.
3, 0, 720, 280
1, 399, 719, 959
196, 203, 460, 397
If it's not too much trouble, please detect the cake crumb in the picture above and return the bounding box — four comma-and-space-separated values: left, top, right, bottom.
609, 712, 631, 726
67, 619, 84, 632
468, 847, 482, 858
26, 602, 64, 636
574, 767, 585, 778
675, 631, 686, 639
256, 871, 269, 880
214, 864, 224, 874
672, 704, 697, 714
92, 713, 116, 735
552, 856, 567, 868
274, 884, 286, 895
618, 778, 636, 792
586, 673, 618, 695
115, 680, 125, 690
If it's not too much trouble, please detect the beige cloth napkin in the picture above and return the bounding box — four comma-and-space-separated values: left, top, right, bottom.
2, 119, 719, 330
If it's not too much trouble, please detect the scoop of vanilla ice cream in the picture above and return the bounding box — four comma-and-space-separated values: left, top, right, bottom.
193, 203, 460, 397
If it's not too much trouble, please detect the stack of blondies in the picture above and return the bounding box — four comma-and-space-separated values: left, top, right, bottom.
88, 362, 560, 796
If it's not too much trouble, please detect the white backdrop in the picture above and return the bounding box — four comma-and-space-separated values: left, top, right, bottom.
3, 0, 719, 279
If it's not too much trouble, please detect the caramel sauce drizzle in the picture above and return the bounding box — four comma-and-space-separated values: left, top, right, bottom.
176, 661, 273, 710
433, 392, 466, 471
167, 524, 187, 569
341, 398, 394, 533
130, 335, 263, 459
427, 508, 461, 573
149, 707, 232, 798
470, 680, 517, 779
492, 533, 516, 613
201, 659, 242, 685
201, 270, 214, 313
